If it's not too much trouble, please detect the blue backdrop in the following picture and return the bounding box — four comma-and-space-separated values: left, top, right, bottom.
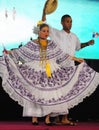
0, 0, 99, 59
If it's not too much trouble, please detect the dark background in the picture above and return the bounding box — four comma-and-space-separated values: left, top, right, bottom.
0, 59, 99, 122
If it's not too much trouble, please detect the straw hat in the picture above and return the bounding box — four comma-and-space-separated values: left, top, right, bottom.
44, 0, 58, 15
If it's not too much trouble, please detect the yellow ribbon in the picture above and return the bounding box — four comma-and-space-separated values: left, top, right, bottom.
38, 38, 51, 77
46, 62, 51, 78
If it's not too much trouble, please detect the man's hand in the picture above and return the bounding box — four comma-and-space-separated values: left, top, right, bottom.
76, 58, 85, 63
81, 39, 94, 48
88, 40, 94, 45
72, 56, 85, 63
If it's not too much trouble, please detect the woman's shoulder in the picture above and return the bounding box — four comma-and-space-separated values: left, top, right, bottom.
23, 39, 39, 50
32, 39, 39, 44
29, 39, 40, 47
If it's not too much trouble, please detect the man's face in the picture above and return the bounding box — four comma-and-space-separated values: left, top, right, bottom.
61, 17, 72, 31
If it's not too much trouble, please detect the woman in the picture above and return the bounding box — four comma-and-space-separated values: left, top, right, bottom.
0, 24, 99, 125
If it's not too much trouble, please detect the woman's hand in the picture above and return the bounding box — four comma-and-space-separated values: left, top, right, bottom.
42, 0, 48, 21
3, 49, 11, 54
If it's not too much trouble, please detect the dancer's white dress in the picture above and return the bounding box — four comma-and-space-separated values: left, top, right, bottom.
0, 40, 99, 117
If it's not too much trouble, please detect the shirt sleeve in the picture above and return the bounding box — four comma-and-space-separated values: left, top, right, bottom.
75, 35, 81, 51
49, 26, 61, 43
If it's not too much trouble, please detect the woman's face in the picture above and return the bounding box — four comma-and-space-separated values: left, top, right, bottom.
39, 26, 49, 39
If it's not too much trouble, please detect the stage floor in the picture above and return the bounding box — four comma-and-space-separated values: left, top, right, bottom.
0, 121, 99, 130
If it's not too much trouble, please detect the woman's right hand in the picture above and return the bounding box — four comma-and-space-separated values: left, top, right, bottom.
3, 49, 11, 54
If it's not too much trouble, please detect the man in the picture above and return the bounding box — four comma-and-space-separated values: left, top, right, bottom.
42, 13, 94, 66
42, 12, 94, 125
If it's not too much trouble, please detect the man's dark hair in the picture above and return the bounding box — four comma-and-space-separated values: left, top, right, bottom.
61, 14, 71, 22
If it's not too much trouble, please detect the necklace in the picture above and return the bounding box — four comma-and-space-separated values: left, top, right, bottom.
38, 37, 48, 49
38, 37, 51, 78
38, 37, 48, 63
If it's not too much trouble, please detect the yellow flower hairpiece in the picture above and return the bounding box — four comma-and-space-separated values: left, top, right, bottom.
37, 20, 44, 26
33, 20, 45, 34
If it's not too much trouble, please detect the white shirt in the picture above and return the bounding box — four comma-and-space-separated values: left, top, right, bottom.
49, 27, 81, 66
